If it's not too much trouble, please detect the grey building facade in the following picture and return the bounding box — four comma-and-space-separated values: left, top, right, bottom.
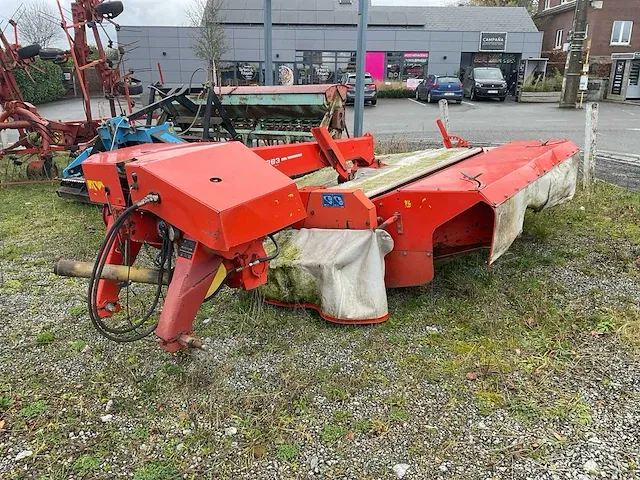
118, 1, 543, 88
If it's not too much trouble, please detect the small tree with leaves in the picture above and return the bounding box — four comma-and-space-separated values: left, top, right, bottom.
187, 0, 226, 85
18, 0, 64, 48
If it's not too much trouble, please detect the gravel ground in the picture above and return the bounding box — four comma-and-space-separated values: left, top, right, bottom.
0, 182, 638, 479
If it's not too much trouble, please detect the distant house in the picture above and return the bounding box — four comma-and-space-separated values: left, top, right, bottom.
534, 0, 640, 100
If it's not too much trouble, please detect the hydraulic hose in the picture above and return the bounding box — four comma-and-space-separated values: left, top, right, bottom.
87, 194, 165, 342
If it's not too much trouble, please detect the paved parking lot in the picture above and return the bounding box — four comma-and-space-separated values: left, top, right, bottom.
354, 97, 640, 155
4, 95, 638, 156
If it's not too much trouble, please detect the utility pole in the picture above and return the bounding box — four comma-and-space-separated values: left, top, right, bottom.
559, 0, 588, 108
264, 0, 273, 85
354, 0, 369, 137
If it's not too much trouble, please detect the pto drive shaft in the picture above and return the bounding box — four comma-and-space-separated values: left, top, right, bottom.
54, 260, 168, 285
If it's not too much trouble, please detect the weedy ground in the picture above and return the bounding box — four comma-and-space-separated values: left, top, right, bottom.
0, 161, 639, 479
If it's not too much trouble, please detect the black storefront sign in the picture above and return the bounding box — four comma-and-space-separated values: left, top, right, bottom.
611, 60, 626, 95
480, 32, 507, 52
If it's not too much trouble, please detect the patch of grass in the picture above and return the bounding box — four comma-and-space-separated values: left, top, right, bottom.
19, 400, 46, 418
389, 408, 410, 422
276, 443, 300, 462
320, 424, 348, 445
0, 279, 23, 292
70, 340, 87, 352
68, 304, 87, 318
131, 427, 150, 440
133, 462, 181, 480
36, 330, 55, 345
508, 397, 542, 422
0, 395, 13, 411
354, 419, 372, 434
73, 454, 102, 474
332, 410, 351, 423
474, 390, 506, 415
162, 363, 184, 377
376, 136, 412, 155
323, 385, 348, 401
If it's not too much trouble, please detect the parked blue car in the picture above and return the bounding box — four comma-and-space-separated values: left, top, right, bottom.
415, 75, 463, 104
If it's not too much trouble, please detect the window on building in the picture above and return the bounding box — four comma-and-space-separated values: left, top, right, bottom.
295, 51, 355, 85
386, 53, 402, 81
544, 0, 550, 9
554, 29, 564, 49
611, 21, 633, 45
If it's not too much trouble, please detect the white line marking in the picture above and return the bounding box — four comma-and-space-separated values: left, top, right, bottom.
408, 98, 427, 107
535, 119, 566, 122
462, 101, 476, 107
622, 109, 637, 116
627, 128, 640, 131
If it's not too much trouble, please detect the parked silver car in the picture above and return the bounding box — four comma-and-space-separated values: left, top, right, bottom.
339, 72, 377, 105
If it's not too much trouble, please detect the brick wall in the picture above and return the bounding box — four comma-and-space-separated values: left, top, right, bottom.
535, 0, 639, 59
536, 8, 574, 52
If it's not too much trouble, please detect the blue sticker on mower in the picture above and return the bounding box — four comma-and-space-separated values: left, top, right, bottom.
322, 193, 345, 208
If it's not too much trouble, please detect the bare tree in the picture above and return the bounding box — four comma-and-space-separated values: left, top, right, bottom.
187, 0, 227, 85
18, 0, 64, 48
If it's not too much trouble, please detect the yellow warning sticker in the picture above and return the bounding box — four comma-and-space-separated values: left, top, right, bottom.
86, 180, 104, 191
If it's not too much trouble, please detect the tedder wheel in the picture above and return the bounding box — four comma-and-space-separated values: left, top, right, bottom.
96, 1, 124, 19
26, 160, 59, 179
118, 81, 144, 96
17, 44, 41, 60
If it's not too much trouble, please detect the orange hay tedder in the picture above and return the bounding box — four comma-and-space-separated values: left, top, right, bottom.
0, 0, 137, 181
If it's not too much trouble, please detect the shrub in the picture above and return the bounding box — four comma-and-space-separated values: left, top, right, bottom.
377, 88, 415, 98
522, 72, 563, 93
375, 81, 415, 98
589, 62, 611, 79
14, 59, 66, 105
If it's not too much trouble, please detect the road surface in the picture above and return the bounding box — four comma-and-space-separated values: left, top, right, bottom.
352, 98, 640, 155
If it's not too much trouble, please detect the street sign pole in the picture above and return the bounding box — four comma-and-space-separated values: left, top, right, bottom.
354, 0, 369, 137
264, 0, 273, 86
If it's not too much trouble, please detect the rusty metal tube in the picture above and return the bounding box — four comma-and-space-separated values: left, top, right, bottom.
54, 260, 168, 285
0, 121, 32, 130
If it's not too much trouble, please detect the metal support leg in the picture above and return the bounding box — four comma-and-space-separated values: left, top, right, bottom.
155, 238, 222, 352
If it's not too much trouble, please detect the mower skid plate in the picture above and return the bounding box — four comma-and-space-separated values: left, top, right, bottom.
377, 139, 580, 288
402, 139, 581, 264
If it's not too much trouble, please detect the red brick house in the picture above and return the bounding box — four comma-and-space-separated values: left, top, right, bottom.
534, 0, 640, 100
